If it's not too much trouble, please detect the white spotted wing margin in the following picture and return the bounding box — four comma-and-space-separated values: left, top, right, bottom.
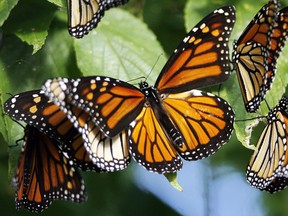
246, 96, 288, 193
42, 77, 131, 172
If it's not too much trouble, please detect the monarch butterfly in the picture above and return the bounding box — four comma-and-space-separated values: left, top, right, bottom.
14, 125, 86, 212
247, 96, 288, 193
68, 0, 129, 38
233, 0, 288, 112
42, 78, 129, 171
4, 90, 130, 172
43, 6, 236, 174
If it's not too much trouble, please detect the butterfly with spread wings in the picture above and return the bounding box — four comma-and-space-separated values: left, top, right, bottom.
4, 90, 130, 172
68, 0, 129, 38
233, 0, 288, 112
247, 96, 288, 193
43, 6, 236, 174
14, 125, 86, 212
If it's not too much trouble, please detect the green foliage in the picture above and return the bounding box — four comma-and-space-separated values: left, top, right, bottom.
74, 9, 167, 82
1, 0, 288, 215
2, 0, 57, 54
0, 0, 19, 26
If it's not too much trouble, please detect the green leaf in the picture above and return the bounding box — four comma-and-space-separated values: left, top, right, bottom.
164, 172, 183, 192
48, 0, 66, 8
74, 8, 167, 83
0, 13, 81, 179
0, 0, 19, 26
184, 0, 232, 32
2, 0, 58, 54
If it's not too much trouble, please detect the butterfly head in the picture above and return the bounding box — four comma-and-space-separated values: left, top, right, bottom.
138, 81, 150, 90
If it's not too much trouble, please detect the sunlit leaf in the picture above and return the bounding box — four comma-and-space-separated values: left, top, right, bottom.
0, 0, 19, 26
164, 172, 183, 192
48, 0, 66, 8
2, 0, 57, 54
74, 8, 167, 83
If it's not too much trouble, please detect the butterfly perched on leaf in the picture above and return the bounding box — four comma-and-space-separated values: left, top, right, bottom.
4, 90, 130, 172
247, 96, 288, 193
68, 0, 129, 38
14, 125, 86, 212
233, 0, 288, 112
43, 6, 236, 174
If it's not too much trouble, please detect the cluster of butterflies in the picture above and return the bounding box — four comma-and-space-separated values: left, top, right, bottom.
2, 0, 288, 213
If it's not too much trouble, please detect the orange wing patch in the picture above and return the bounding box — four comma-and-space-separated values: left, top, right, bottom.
71, 77, 145, 137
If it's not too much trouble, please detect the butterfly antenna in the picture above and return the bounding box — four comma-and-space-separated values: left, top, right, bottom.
235, 115, 265, 122
264, 98, 271, 110
217, 84, 222, 97
144, 53, 163, 82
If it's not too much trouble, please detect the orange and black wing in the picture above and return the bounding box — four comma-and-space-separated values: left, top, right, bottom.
68, 0, 129, 38
43, 78, 131, 172
4, 90, 102, 172
128, 106, 183, 173
155, 6, 235, 94
15, 125, 86, 212
163, 90, 234, 160
63, 76, 145, 137
266, 7, 288, 90
235, 0, 278, 47
233, 0, 279, 112
247, 96, 288, 192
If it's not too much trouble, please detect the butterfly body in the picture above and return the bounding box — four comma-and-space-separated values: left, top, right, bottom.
139, 81, 184, 148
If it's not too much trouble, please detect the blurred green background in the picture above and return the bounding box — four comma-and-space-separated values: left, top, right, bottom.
1, 0, 288, 215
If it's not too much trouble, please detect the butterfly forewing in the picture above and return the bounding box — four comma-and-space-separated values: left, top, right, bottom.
155, 6, 235, 93
128, 106, 183, 173
266, 7, 288, 88
43, 78, 130, 172
4, 90, 102, 172
163, 90, 234, 160
15, 126, 86, 212
70, 76, 145, 137
68, 0, 129, 38
236, 0, 279, 46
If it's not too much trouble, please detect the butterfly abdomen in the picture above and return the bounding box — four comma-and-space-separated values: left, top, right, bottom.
140, 81, 184, 147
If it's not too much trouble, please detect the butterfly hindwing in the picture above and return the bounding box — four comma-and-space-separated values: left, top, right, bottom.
68, 0, 129, 38
128, 106, 183, 173
247, 96, 288, 192
162, 89, 235, 160
4, 90, 102, 172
